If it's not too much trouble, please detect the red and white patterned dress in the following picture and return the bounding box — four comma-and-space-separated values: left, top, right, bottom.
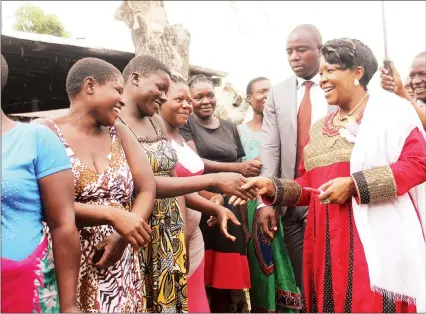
265, 112, 426, 313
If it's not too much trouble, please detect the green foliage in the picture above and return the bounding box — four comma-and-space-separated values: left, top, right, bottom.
12, 4, 69, 38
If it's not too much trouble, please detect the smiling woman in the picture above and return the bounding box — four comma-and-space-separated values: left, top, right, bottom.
159, 75, 210, 313
235, 38, 426, 313
179, 74, 252, 313
118, 55, 189, 313
32, 57, 155, 313
118, 56, 259, 313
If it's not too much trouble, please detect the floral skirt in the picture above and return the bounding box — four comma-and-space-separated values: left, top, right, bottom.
142, 197, 188, 313
1, 234, 60, 313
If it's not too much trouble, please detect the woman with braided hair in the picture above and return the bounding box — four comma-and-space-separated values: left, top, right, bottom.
179, 74, 253, 312
234, 38, 426, 313
118, 55, 256, 313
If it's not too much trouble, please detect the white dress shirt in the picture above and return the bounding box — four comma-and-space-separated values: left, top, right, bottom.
296, 73, 329, 126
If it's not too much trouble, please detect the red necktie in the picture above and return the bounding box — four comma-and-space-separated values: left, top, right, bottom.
295, 81, 314, 178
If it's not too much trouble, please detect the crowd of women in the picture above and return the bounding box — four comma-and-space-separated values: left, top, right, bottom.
1, 29, 426, 314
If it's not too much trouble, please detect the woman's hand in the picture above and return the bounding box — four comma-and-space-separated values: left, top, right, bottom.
213, 172, 258, 201
318, 177, 356, 205
257, 206, 279, 239
91, 233, 128, 270
206, 216, 218, 227
213, 206, 241, 241
238, 159, 263, 177
210, 194, 224, 206
109, 208, 151, 250
229, 176, 275, 205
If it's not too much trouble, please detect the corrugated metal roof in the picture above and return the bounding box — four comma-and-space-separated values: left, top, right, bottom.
1, 29, 228, 77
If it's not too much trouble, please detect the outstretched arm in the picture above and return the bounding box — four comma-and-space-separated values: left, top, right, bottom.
178, 117, 261, 176
261, 176, 311, 208
154, 172, 255, 201
202, 157, 262, 177
236, 153, 311, 208
236, 173, 311, 208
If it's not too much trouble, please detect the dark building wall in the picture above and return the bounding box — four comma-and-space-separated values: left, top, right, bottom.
1, 35, 134, 114
1, 34, 226, 115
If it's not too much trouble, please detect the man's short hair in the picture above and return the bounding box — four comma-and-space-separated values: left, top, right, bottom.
414, 51, 426, 60
289, 24, 323, 46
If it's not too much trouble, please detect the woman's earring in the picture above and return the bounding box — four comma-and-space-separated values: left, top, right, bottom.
353, 79, 360, 87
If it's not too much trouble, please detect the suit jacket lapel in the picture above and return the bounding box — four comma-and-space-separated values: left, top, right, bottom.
274, 76, 298, 180
288, 76, 298, 134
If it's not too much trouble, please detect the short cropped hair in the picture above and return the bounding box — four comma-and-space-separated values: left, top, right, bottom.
320, 38, 378, 90
170, 74, 187, 85
246, 77, 269, 95
1, 54, 9, 90
414, 51, 426, 60
66, 57, 121, 99
289, 24, 323, 47
122, 54, 171, 83
187, 74, 213, 89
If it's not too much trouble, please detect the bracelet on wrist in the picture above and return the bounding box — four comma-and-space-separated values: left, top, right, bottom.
256, 203, 267, 210
269, 177, 284, 206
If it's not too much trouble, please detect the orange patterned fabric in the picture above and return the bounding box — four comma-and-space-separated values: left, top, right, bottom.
122, 117, 188, 313
50, 121, 146, 313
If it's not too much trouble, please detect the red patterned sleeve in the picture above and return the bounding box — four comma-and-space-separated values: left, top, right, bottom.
352, 128, 426, 204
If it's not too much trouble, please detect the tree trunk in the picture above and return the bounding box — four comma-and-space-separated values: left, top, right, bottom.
114, 1, 190, 79
214, 83, 250, 125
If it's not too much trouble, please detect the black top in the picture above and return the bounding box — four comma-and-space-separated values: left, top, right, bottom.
179, 115, 247, 257
179, 115, 245, 162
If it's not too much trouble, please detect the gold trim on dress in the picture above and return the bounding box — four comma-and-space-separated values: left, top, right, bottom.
352, 165, 397, 204
304, 119, 354, 172
278, 179, 303, 207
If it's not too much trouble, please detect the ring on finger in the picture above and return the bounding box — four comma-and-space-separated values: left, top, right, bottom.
321, 198, 331, 205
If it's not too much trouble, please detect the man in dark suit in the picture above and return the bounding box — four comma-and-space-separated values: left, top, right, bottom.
257, 24, 336, 292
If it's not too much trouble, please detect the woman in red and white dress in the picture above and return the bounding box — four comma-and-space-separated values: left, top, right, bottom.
159, 75, 245, 312
236, 38, 426, 313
